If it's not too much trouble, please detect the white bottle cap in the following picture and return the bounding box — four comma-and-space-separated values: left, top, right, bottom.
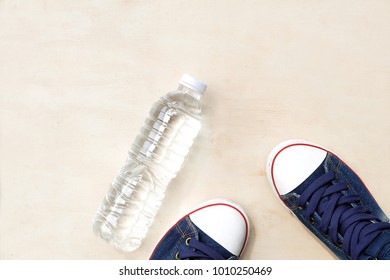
179, 73, 207, 94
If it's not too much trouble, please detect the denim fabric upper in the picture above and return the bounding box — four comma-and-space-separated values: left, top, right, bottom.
150, 216, 237, 260
280, 153, 390, 260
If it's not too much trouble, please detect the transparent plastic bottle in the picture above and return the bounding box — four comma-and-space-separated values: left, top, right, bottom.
92, 74, 207, 252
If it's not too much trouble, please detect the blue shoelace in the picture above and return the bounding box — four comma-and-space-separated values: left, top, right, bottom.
298, 170, 390, 259
176, 237, 225, 260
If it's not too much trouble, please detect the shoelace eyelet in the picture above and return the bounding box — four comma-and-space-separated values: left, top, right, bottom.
185, 237, 191, 246
175, 252, 180, 260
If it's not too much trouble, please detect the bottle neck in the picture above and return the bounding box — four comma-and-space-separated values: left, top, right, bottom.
178, 84, 202, 101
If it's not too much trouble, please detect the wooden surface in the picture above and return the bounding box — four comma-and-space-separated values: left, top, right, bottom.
1, 0, 390, 259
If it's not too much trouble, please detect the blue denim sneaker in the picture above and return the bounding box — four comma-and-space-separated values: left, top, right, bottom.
150, 199, 250, 260
266, 140, 390, 260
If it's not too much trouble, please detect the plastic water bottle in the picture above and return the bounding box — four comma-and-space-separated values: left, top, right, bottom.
92, 74, 207, 252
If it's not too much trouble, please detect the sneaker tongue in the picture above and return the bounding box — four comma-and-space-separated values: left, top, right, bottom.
363, 231, 390, 260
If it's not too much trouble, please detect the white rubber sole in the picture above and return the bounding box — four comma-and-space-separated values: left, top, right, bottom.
266, 139, 331, 215
188, 198, 250, 257
150, 198, 250, 259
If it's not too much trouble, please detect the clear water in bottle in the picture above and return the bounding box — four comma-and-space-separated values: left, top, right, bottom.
92, 74, 207, 252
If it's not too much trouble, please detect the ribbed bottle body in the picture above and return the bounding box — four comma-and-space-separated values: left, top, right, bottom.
92, 90, 202, 252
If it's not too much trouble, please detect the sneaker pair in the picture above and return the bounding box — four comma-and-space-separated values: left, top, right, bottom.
150, 140, 390, 260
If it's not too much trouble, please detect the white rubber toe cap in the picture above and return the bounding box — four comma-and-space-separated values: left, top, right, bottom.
189, 199, 249, 257
266, 140, 328, 196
